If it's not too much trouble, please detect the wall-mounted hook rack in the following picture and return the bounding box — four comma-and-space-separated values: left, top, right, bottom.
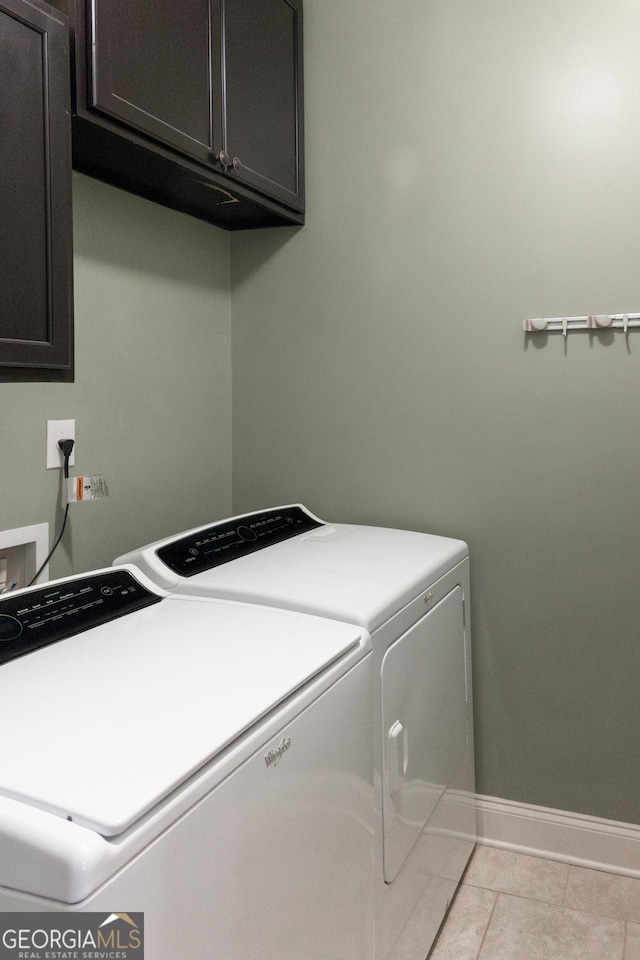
523, 314, 640, 336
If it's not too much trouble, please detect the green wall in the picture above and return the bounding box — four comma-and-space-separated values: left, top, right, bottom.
0, 173, 232, 578
3, 0, 640, 828
231, 0, 640, 822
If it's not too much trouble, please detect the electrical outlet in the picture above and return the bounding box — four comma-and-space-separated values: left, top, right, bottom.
46, 419, 75, 469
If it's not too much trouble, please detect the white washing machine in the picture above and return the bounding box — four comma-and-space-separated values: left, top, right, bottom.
0, 564, 373, 960
116, 504, 477, 960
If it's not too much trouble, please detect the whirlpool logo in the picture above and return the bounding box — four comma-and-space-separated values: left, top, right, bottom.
264, 737, 291, 768
0, 912, 144, 959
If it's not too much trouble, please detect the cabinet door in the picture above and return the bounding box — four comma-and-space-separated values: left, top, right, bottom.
0, 0, 72, 381
219, 0, 304, 211
90, 0, 217, 162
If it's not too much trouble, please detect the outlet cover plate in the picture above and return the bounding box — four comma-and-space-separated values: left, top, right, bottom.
46, 419, 75, 469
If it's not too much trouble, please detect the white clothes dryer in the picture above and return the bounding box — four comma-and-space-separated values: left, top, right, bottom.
0, 565, 373, 960
116, 505, 476, 960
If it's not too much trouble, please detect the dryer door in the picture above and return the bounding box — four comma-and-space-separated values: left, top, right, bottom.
381, 585, 469, 883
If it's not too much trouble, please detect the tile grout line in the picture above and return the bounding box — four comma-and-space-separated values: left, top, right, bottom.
562, 862, 572, 906
473, 887, 501, 960
469, 883, 636, 925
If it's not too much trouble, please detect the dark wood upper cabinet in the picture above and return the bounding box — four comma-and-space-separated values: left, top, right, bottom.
66, 0, 304, 229
90, 0, 215, 161
219, 0, 303, 211
0, 0, 73, 382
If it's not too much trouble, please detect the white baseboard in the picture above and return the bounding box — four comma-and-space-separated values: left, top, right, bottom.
476, 794, 640, 879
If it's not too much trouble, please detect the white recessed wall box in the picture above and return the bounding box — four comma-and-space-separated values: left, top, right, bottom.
0, 524, 50, 590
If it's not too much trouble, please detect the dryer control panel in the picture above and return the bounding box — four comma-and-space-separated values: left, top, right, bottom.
156, 505, 323, 576
0, 570, 161, 665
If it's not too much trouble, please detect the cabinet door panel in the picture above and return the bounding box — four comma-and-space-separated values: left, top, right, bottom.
91, 0, 216, 159
0, 11, 48, 343
0, 0, 72, 380
222, 0, 303, 210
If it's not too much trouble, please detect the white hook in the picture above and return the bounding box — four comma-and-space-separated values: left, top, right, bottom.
524, 312, 639, 334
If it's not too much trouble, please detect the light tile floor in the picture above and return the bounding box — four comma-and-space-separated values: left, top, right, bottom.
429, 845, 640, 960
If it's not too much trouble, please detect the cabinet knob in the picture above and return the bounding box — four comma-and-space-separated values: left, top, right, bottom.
232, 157, 242, 171
215, 150, 231, 169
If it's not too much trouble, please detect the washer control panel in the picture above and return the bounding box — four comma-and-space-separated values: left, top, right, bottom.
157, 505, 323, 576
0, 570, 161, 665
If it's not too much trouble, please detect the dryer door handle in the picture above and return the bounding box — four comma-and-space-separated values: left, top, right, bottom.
388, 720, 408, 796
